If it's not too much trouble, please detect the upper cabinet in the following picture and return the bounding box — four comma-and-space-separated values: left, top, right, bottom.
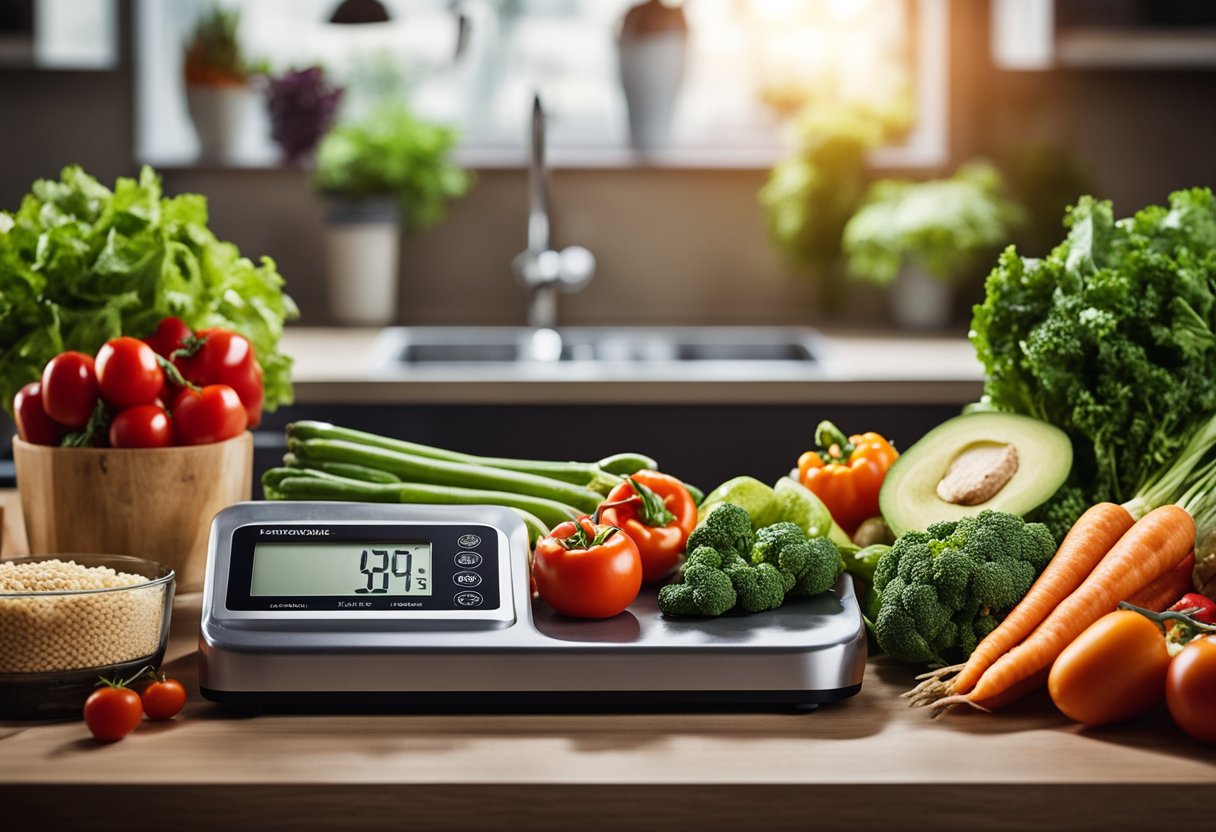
0, 0, 118, 70
992, 0, 1216, 70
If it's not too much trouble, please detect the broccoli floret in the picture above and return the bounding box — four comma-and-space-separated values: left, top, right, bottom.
723, 561, 786, 612
751, 522, 842, 598
872, 510, 1057, 664
687, 503, 754, 558
658, 562, 737, 616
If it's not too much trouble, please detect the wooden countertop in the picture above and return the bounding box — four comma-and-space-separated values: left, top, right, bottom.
281, 327, 985, 405
2, 491, 1213, 831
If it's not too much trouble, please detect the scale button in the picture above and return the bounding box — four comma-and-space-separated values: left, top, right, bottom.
454, 551, 483, 569
453, 571, 482, 588
457, 534, 482, 548
454, 591, 484, 607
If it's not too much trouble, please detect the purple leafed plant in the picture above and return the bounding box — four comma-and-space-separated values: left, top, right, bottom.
267, 66, 344, 166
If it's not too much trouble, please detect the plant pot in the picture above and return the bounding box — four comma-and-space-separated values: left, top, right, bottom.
186, 83, 254, 162
618, 2, 687, 153
12, 433, 253, 593
323, 197, 402, 326
889, 266, 954, 331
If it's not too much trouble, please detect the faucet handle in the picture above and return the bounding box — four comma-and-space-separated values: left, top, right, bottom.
554, 245, 595, 293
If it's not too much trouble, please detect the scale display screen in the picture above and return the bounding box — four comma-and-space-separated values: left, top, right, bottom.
250, 542, 433, 597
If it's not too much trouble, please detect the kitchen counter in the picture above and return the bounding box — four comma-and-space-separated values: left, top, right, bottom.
281, 327, 984, 405
1, 492, 1212, 831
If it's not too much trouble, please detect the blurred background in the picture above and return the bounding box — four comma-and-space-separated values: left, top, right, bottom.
0, 0, 1211, 330
0, 0, 1214, 332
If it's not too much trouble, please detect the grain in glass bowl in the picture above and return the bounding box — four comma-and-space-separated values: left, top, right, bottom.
0, 555, 175, 719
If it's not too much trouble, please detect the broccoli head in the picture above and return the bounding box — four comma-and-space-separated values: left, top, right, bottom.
658, 558, 737, 616
872, 510, 1057, 664
750, 522, 842, 598
723, 561, 786, 613
687, 503, 754, 559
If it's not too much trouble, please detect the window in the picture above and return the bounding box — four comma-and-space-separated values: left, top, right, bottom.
135, 0, 947, 168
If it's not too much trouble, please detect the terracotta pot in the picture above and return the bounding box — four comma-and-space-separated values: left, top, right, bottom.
12, 433, 253, 592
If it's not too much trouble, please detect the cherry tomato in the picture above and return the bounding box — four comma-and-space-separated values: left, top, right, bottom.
143, 316, 193, 359
172, 384, 247, 446
175, 329, 264, 428
140, 675, 186, 720
109, 404, 173, 448
40, 351, 99, 428
96, 336, 165, 409
533, 518, 642, 619
83, 684, 143, 742
13, 382, 65, 445
1048, 610, 1170, 726
598, 471, 697, 582
1166, 636, 1216, 744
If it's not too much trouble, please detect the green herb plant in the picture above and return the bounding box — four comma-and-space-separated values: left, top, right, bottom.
0, 165, 298, 415
842, 162, 1023, 286
314, 102, 472, 232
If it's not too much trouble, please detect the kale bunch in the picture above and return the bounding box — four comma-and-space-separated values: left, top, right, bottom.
970, 188, 1216, 532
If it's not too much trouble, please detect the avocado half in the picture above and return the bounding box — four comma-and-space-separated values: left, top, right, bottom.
879, 412, 1072, 537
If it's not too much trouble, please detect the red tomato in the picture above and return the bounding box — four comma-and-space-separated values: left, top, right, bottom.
1048, 610, 1171, 726
13, 382, 65, 446
1166, 636, 1216, 744
95, 336, 165, 409
533, 518, 642, 619
175, 329, 264, 427
140, 676, 186, 720
40, 351, 99, 428
143, 316, 193, 359
83, 685, 143, 742
109, 404, 173, 448
597, 471, 697, 582
172, 384, 247, 445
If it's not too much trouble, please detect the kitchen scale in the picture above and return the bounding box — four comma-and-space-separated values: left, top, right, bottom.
199, 502, 867, 711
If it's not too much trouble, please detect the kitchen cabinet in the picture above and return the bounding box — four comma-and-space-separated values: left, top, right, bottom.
1, 492, 1212, 831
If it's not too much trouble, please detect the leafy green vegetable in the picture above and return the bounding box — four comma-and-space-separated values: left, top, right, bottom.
971, 188, 1216, 521
314, 102, 472, 232
872, 511, 1056, 664
843, 162, 1022, 285
0, 165, 297, 415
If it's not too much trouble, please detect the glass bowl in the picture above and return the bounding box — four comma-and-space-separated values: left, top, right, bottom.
0, 555, 175, 720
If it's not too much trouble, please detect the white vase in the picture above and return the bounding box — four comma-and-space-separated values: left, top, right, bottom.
889, 266, 953, 331
618, 31, 686, 153
185, 84, 254, 162
323, 198, 401, 326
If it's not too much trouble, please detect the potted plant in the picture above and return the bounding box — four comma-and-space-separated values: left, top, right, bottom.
842, 162, 1022, 330
183, 5, 256, 161
313, 102, 472, 325
266, 66, 344, 167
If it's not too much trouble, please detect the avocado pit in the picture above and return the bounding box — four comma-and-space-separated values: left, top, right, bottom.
936, 442, 1019, 506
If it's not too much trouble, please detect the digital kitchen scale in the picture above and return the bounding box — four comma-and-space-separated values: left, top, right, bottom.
199, 502, 867, 711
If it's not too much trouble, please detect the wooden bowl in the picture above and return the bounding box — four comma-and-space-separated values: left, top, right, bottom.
12, 433, 253, 592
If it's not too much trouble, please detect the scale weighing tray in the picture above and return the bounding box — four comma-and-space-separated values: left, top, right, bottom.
199, 502, 867, 711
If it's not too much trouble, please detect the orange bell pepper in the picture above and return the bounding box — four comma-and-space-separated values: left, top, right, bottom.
797, 421, 898, 535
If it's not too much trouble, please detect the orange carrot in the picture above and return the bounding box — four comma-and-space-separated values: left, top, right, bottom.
945, 502, 1134, 697
933, 504, 1195, 714
1124, 550, 1196, 611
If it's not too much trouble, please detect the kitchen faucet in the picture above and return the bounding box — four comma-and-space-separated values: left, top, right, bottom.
512, 93, 596, 331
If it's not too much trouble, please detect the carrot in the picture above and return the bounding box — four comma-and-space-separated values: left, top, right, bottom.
932, 504, 1195, 714
1124, 550, 1196, 611
905, 503, 1134, 707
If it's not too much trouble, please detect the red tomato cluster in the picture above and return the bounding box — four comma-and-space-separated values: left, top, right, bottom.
84, 670, 187, 742
13, 318, 263, 449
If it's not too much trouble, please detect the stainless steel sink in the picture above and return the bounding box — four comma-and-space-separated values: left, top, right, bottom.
369, 326, 833, 380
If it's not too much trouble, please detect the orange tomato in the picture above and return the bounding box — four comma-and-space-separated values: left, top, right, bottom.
1048, 610, 1170, 726
1166, 635, 1216, 744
